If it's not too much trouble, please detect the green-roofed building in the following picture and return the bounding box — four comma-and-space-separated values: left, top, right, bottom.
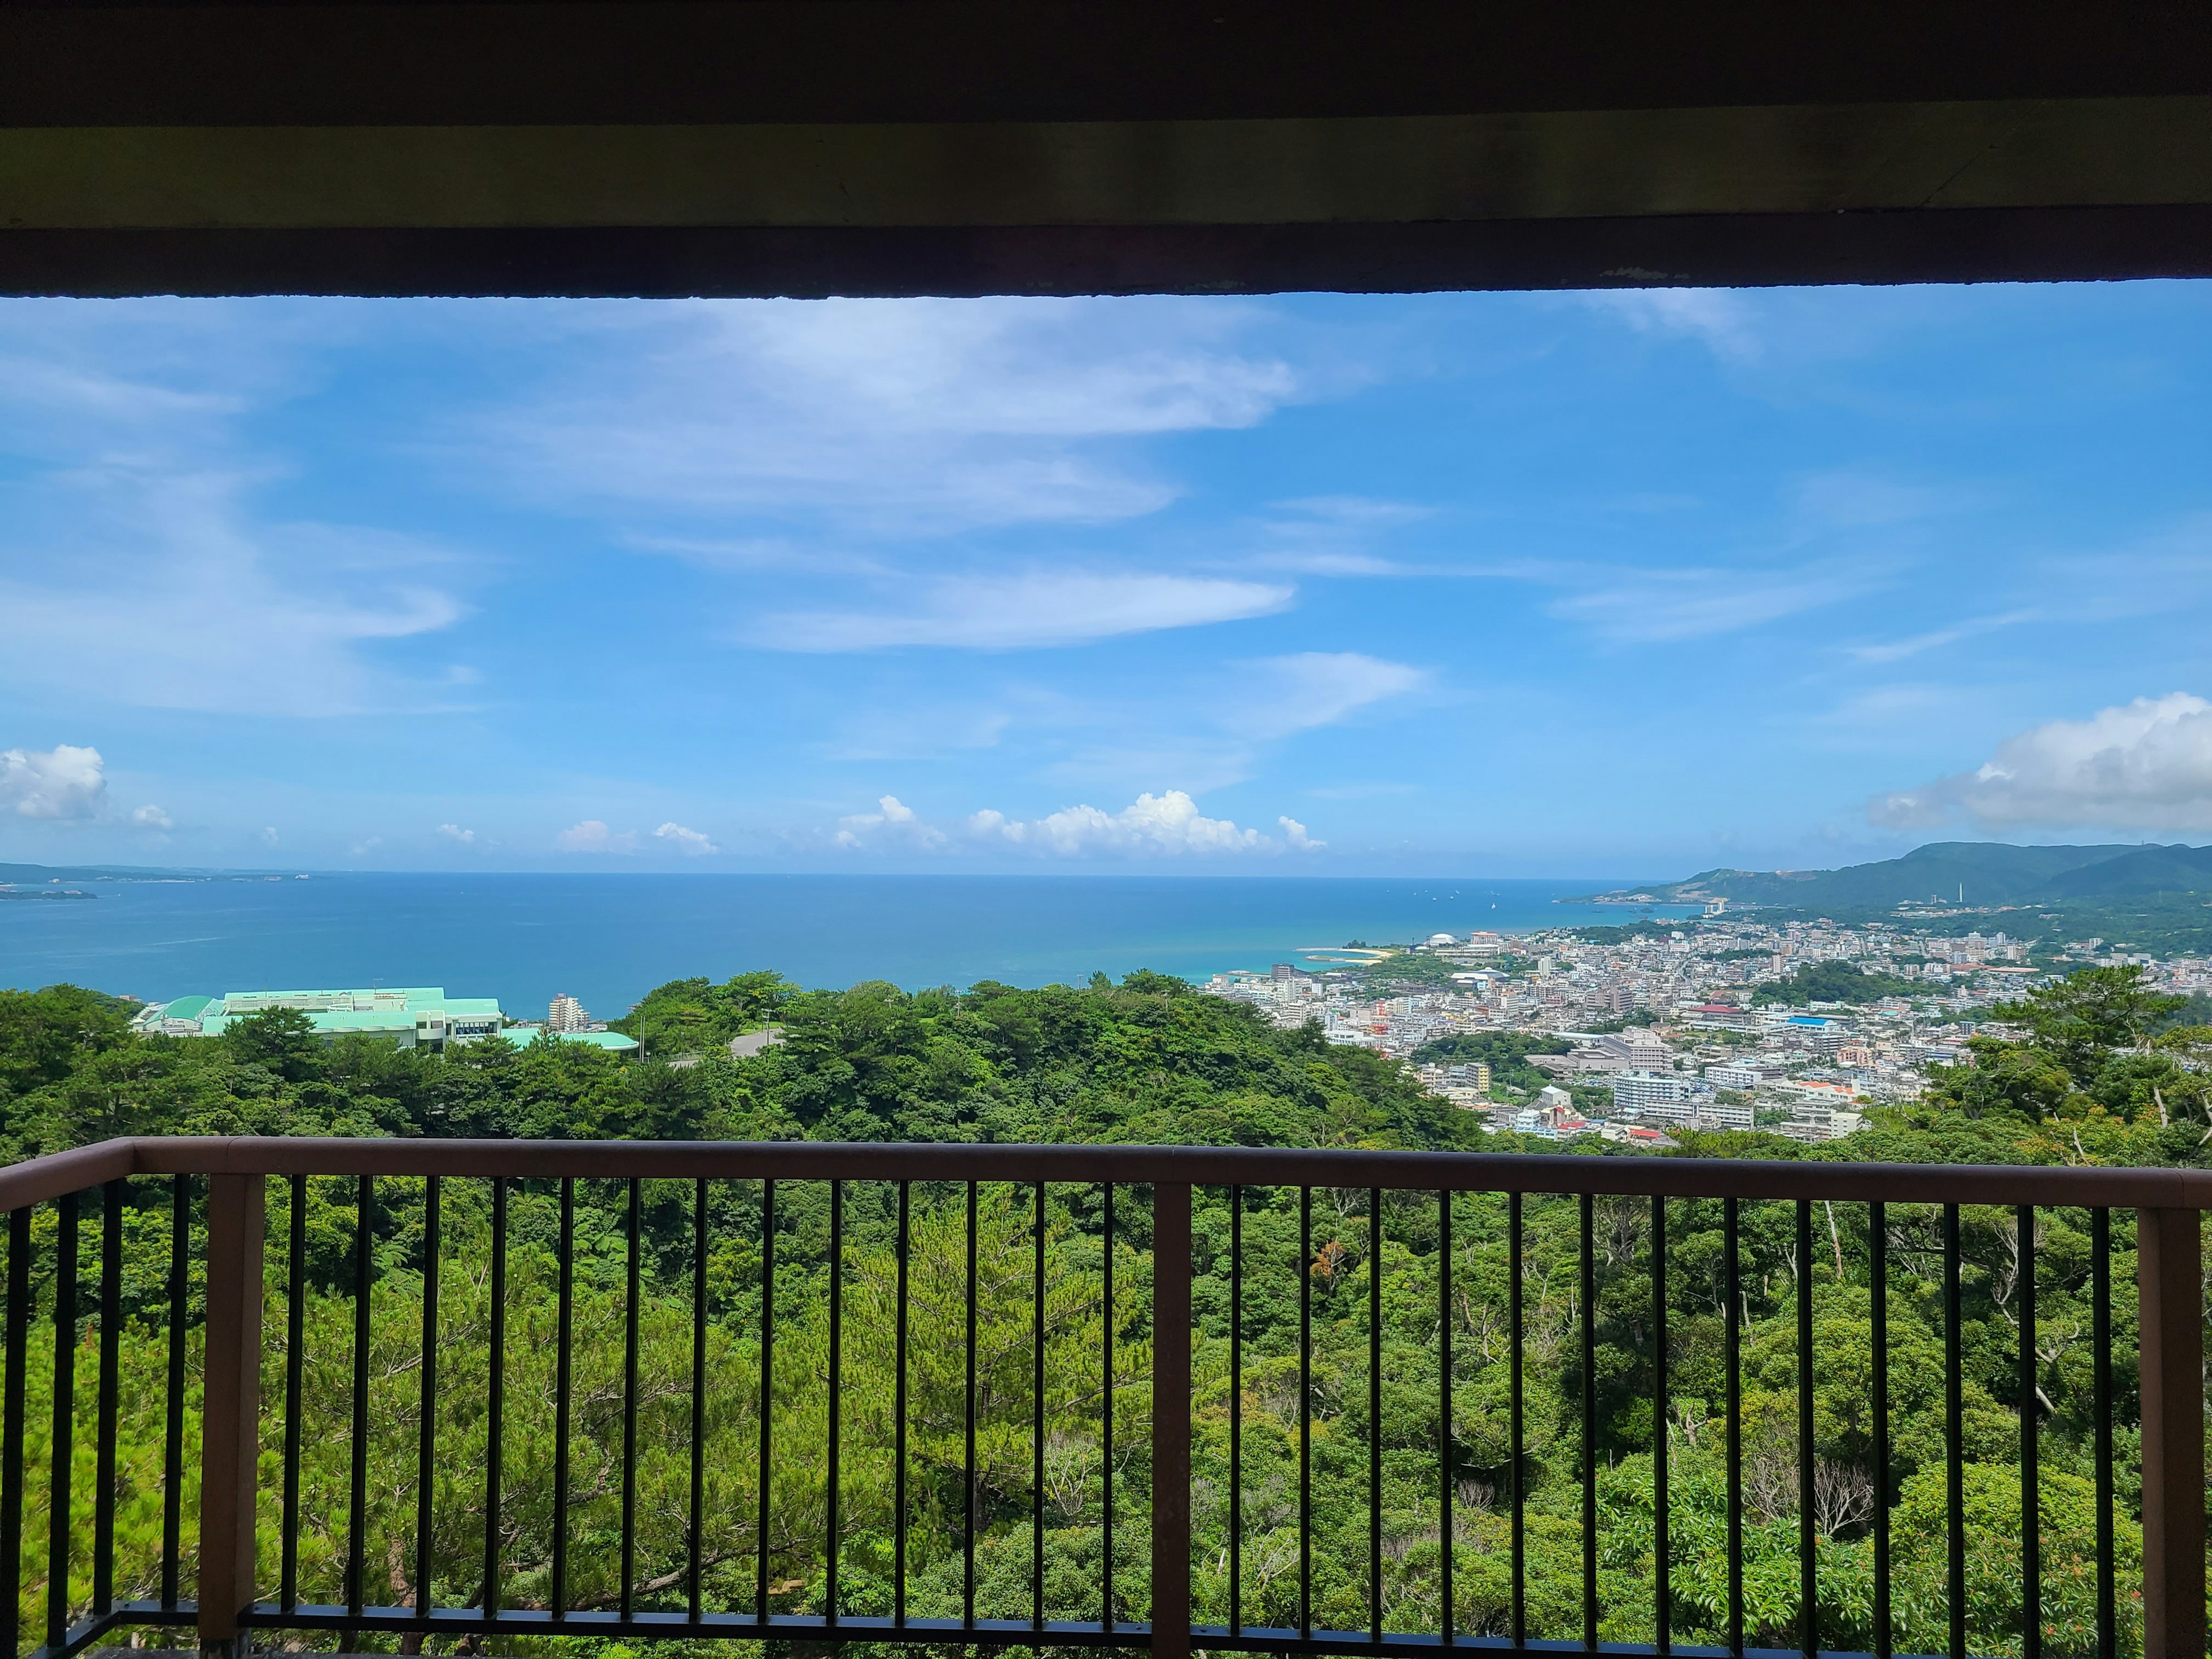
499, 1025, 641, 1054
134, 987, 506, 1051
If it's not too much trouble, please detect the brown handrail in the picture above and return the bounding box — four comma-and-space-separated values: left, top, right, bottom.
4, 1135, 2209, 1213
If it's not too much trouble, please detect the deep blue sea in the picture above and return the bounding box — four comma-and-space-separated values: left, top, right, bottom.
0, 873, 1695, 1020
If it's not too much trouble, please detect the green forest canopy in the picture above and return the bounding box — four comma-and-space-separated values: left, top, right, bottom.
1, 965, 2209, 1658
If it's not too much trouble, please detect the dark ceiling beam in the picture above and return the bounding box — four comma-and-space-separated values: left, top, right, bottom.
4, 1, 2209, 298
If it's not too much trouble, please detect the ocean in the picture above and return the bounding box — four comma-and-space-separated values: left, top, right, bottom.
0, 872, 1695, 1020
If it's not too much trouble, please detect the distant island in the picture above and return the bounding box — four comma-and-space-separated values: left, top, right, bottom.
0, 861, 308, 888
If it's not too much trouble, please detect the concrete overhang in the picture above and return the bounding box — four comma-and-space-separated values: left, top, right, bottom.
3, 0, 2210, 297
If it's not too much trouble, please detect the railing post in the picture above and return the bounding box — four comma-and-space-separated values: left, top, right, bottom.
199, 1173, 265, 1656
1150, 1181, 1191, 1659
2137, 1206, 2205, 1659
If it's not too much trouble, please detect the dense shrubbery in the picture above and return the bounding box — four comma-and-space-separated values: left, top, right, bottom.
0, 965, 2202, 1656
1748, 961, 1918, 1007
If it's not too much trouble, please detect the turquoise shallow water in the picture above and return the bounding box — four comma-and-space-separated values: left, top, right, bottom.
0, 873, 1694, 1020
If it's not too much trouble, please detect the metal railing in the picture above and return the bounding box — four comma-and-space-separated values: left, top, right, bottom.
0, 1138, 2204, 1659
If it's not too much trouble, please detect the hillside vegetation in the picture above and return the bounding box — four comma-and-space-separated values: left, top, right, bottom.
0, 967, 2205, 1657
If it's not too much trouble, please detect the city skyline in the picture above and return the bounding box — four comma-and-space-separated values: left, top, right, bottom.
2, 283, 2209, 874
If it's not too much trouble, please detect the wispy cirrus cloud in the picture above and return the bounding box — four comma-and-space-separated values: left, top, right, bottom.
1513, 558, 1891, 643
1224, 653, 1429, 740
0, 305, 472, 717
465, 298, 1313, 537
1581, 289, 1763, 361
753, 571, 1294, 652
1846, 609, 2040, 664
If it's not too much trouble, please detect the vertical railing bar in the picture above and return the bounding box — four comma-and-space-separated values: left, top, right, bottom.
1230, 1184, 1243, 1638
1029, 1179, 1043, 1633
1580, 1192, 1596, 1655
1944, 1202, 1964, 1659
896, 1180, 911, 1629
93, 1180, 122, 1616
1871, 1200, 1889, 1659
1796, 1198, 1814, 1659
690, 1176, 706, 1624
2019, 1202, 2039, 1659
1724, 1196, 1742, 1659
1, 1208, 26, 1659
756, 1177, 774, 1623
964, 1178, 978, 1627
485, 1176, 506, 1619
1510, 1190, 1525, 1653
2092, 1207, 2113, 1659
1149, 1180, 1193, 1659
1102, 1180, 1115, 1634
1300, 1183, 1313, 1641
281, 1174, 305, 1613
1440, 1186, 1453, 1649
1653, 1194, 1668, 1658
347, 1174, 372, 1624
161, 1180, 184, 1613
48, 1188, 76, 1653
1369, 1185, 1382, 1647
198, 1172, 264, 1656
827, 1177, 843, 1627
552, 1175, 574, 1621
2137, 1205, 2206, 1659
622, 1177, 642, 1622
415, 1174, 441, 1623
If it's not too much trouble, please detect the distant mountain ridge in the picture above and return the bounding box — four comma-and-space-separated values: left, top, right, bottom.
1604, 842, 2212, 910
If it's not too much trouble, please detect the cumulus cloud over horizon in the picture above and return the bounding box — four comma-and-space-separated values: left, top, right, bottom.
555, 819, 637, 853
823, 787, 1322, 857
653, 821, 721, 856
968, 790, 1322, 857
835, 794, 946, 850
1, 744, 108, 820
1872, 692, 2212, 831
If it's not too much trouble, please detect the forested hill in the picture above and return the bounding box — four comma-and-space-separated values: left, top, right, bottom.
0, 971, 1483, 1162
6, 965, 2206, 1656
1603, 840, 2212, 910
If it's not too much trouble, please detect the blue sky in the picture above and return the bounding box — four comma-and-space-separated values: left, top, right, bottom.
2, 282, 2209, 876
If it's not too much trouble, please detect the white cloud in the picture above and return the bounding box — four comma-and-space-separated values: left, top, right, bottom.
1279, 816, 1325, 850
1847, 609, 2040, 665
0, 744, 108, 820
758, 572, 1293, 652
1227, 653, 1427, 740
555, 819, 638, 853
1871, 692, 2212, 831
969, 791, 1284, 857
1531, 559, 1887, 643
1581, 290, 1761, 360
472, 298, 1309, 536
0, 306, 471, 715
653, 821, 721, 857
835, 796, 946, 850
130, 804, 174, 832
1787, 472, 1972, 533
260, 827, 279, 846
437, 823, 477, 845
